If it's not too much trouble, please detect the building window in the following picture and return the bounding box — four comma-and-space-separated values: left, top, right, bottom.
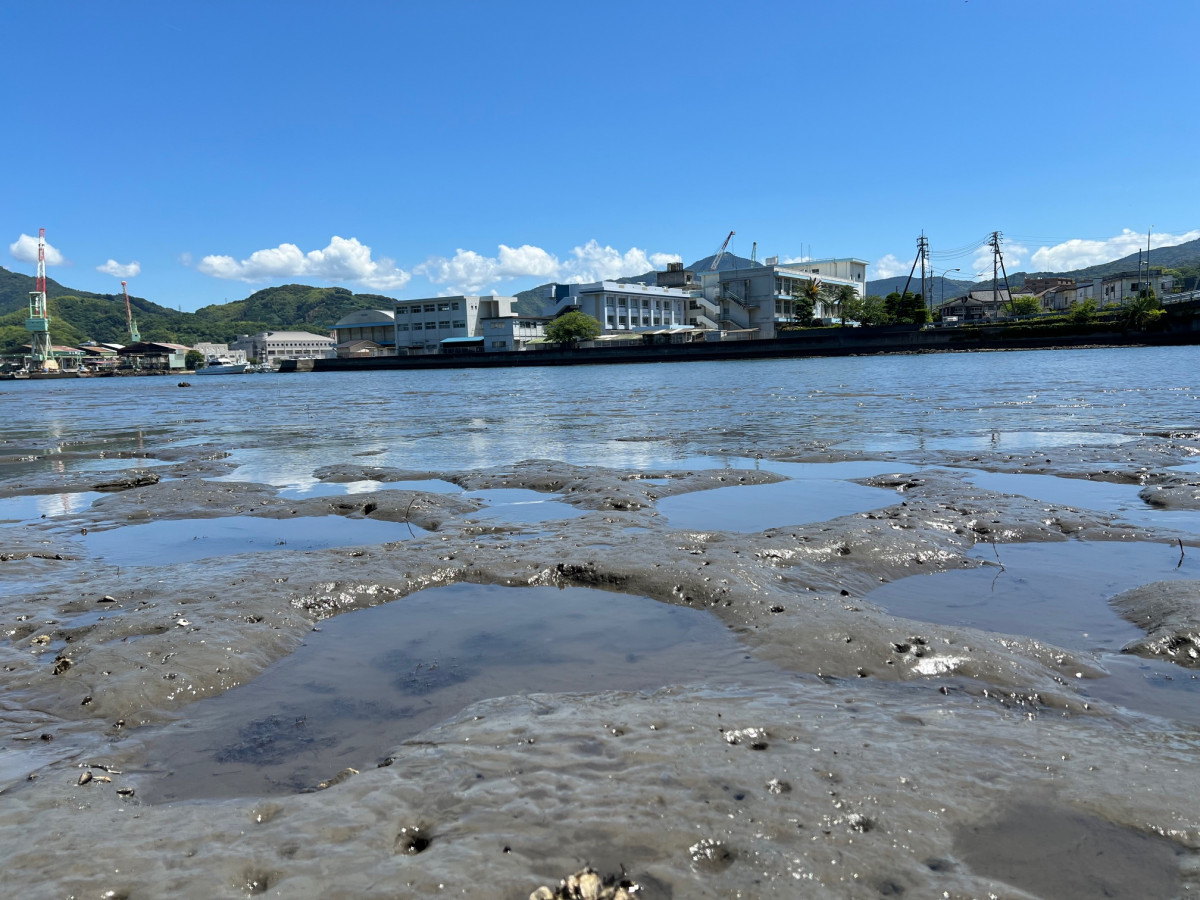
397, 324, 409, 331
607, 315, 615, 325
451, 302, 460, 310
453, 320, 465, 328
439, 320, 450, 329
413, 323, 423, 331
424, 304, 436, 313
438, 303, 451, 311
490, 340, 506, 349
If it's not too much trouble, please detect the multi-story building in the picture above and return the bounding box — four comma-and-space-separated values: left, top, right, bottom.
392, 295, 517, 353
697, 259, 866, 338
230, 331, 336, 363
331, 309, 396, 353
542, 282, 691, 334
480, 315, 548, 352
192, 342, 247, 364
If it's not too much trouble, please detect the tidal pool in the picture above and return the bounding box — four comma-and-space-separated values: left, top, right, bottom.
867, 540, 1200, 723
79, 515, 422, 566
964, 469, 1200, 533
460, 488, 587, 524
277, 478, 462, 499
657, 472, 905, 532
136, 583, 787, 801
0, 490, 102, 523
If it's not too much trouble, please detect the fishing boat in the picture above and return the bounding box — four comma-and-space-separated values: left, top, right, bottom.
196, 356, 248, 376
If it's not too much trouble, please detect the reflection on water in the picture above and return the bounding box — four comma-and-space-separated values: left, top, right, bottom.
461, 488, 587, 524
3, 347, 1196, 472
140, 583, 788, 800
81, 515, 423, 566
867, 541, 1200, 723
657, 463, 915, 532
277, 478, 462, 499
964, 470, 1200, 534
0, 491, 102, 522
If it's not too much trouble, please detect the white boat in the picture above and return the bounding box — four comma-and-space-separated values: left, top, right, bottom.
196, 356, 248, 375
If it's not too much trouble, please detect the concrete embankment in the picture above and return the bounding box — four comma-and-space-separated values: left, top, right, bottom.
281, 316, 1200, 373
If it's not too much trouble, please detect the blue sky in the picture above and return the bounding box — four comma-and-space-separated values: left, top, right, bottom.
3, 0, 1198, 312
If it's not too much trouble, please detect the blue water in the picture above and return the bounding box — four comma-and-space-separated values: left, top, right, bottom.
3, 346, 1197, 480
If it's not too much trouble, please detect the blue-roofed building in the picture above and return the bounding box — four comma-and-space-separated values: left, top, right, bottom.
331, 309, 397, 355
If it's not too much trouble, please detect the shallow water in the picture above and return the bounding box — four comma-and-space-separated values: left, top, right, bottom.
964, 469, 1200, 533
658, 475, 901, 532
867, 540, 1200, 722
0, 490, 102, 522
78, 515, 423, 566
4, 346, 1197, 469
138, 583, 788, 801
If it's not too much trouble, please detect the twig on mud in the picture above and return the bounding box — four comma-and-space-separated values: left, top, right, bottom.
989, 539, 1006, 592
1178, 538, 1186, 569
404, 497, 417, 539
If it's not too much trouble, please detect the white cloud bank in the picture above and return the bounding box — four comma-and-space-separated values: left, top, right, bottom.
9, 233, 66, 266
869, 254, 907, 280
96, 259, 141, 278
1029, 228, 1200, 272
198, 236, 411, 291
417, 240, 681, 294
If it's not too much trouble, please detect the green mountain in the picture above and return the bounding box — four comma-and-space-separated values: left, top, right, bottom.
0, 268, 390, 351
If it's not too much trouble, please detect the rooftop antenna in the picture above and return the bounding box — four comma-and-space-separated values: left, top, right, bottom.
750, 241, 757, 264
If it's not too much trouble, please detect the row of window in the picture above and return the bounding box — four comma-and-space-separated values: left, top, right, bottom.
606, 316, 671, 327
397, 301, 461, 314
397, 321, 467, 331
606, 297, 677, 309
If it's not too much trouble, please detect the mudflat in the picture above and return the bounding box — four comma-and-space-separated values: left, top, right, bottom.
2, 350, 1199, 898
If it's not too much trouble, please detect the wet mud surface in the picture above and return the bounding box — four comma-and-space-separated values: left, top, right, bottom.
3, 428, 1200, 897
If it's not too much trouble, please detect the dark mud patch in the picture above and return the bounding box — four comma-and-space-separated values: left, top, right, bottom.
954, 799, 1182, 899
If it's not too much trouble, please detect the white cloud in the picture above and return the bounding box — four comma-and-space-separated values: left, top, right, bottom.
9, 233, 66, 266
869, 254, 907, 280
197, 236, 410, 291
96, 259, 141, 278
416, 244, 560, 294
416, 240, 675, 294
1029, 228, 1200, 272
971, 240, 1029, 276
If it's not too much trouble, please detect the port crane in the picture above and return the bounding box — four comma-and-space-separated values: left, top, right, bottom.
710, 230, 735, 270
121, 280, 141, 343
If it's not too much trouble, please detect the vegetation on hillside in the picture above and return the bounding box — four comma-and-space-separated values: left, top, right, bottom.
0, 268, 386, 352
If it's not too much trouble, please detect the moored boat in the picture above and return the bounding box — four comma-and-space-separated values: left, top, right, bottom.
196, 356, 248, 375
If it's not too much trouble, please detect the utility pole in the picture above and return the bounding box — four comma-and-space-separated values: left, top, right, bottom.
988, 231, 1016, 316
900, 232, 930, 314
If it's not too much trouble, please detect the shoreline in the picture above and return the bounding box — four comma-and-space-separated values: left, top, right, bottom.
280, 322, 1200, 373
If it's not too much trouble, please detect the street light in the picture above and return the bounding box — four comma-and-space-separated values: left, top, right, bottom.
940, 268, 961, 310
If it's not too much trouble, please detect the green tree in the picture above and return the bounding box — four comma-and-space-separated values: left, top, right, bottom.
885, 291, 928, 325
790, 283, 816, 326
1069, 298, 1097, 325
835, 285, 862, 325
1120, 295, 1164, 331
1009, 296, 1041, 317
545, 311, 602, 344
858, 295, 889, 326
185, 349, 205, 369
